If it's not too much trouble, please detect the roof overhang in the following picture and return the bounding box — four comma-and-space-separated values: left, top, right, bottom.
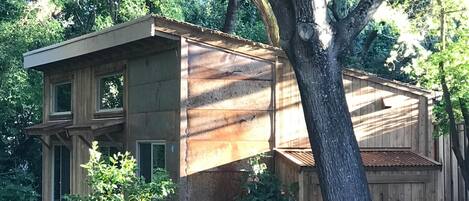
25, 119, 124, 149
23, 15, 158, 69
23, 15, 283, 70
276, 148, 441, 171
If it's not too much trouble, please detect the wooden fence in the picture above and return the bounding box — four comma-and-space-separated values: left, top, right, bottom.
439, 124, 468, 201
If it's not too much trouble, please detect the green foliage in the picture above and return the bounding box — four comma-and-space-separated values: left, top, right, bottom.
418, 32, 469, 136
0, 0, 26, 23
232, 0, 268, 43
182, 0, 267, 43
0, 168, 40, 201
238, 154, 293, 201
67, 142, 176, 201
54, 0, 150, 37
150, 0, 185, 21
0, 1, 64, 197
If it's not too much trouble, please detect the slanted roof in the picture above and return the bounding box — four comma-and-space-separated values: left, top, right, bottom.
25, 120, 72, 136
23, 15, 282, 69
276, 149, 441, 171
343, 68, 435, 98
26, 119, 124, 149
66, 118, 124, 137
23, 15, 434, 97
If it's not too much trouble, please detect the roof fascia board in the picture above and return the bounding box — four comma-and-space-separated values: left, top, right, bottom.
343, 68, 435, 98
153, 16, 283, 62
23, 15, 156, 69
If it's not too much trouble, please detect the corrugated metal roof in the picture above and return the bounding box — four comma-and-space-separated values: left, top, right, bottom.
278, 149, 440, 169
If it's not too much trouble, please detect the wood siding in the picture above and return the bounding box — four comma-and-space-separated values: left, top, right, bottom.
299, 170, 438, 201
275, 154, 439, 201
275, 60, 434, 157
438, 124, 468, 201
182, 41, 274, 201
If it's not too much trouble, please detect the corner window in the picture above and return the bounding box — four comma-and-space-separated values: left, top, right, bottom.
52, 82, 72, 114
53, 145, 70, 201
138, 142, 166, 182
97, 73, 124, 111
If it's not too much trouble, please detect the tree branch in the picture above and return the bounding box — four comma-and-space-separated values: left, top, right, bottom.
335, 0, 384, 53
252, 0, 280, 47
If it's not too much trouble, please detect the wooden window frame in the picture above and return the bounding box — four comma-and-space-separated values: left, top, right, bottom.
136, 140, 167, 181
50, 81, 73, 120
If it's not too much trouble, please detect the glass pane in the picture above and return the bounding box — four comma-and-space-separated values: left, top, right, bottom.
61, 146, 70, 197
53, 146, 70, 201
152, 144, 165, 171
139, 143, 152, 182
53, 147, 60, 201
99, 74, 123, 110
54, 83, 71, 113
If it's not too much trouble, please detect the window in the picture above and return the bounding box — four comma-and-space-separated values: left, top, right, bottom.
97, 73, 124, 111
53, 145, 70, 201
138, 143, 166, 182
52, 82, 72, 114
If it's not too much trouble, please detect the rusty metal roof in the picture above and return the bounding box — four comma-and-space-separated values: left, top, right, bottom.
277, 149, 441, 170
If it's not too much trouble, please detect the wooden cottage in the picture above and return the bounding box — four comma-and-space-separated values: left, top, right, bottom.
23, 15, 441, 201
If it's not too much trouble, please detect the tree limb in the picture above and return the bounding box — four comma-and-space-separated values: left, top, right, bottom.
252, 0, 280, 47
335, 0, 384, 53
460, 98, 469, 142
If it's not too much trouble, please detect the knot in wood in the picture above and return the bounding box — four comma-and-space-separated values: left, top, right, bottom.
297, 22, 315, 41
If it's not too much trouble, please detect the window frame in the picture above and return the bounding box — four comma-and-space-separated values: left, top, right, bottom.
50, 81, 73, 116
136, 140, 167, 181
51, 144, 71, 201
95, 72, 124, 113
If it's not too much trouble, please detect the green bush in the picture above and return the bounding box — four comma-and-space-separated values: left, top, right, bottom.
238, 154, 296, 201
66, 142, 176, 201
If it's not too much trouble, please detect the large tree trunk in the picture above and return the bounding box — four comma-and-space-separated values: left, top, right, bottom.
264, 0, 383, 200
222, 0, 240, 33
291, 43, 371, 200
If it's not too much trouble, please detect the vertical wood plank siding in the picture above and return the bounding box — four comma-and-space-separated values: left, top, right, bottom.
438, 124, 468, 201
184, 42, 274, 201
275, 62, 434, 157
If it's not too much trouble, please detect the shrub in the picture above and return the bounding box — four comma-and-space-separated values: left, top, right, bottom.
238, 154, 296, 201
66, 141, 176, 201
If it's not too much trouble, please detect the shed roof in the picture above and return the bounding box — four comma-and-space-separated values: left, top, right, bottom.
276, 149, 441, 171
23, 15, 435, 97
23, 15, 282, 69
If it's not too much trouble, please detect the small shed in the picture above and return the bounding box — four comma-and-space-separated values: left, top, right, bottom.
275, 149, 441, 201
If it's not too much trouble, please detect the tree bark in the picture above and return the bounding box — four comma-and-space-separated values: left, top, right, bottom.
222, 0, 240, 33
264, 0, 383, 200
